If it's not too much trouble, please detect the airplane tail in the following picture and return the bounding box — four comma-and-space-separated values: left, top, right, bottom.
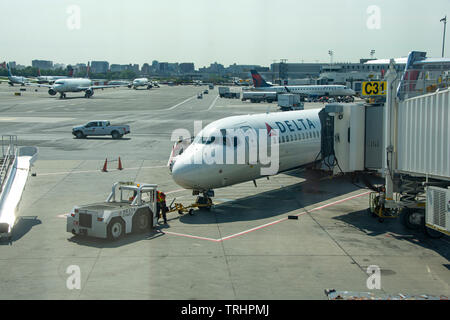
6, 63, 12, 77
250, 70, 272, 88
86, 62, 90, 79
68, 66, 74, 78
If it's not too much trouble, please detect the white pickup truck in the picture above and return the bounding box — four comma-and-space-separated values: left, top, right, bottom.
72, 120, 130, 139
67, 182, 159, 240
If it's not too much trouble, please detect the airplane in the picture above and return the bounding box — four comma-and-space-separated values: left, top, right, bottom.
250, 70, 356, 97
233, 78, 252, 86
170, 108, 322, 206
128, 77, 153, 90
36, 68, 73, 84
39, 62, 124, 99
44, 78, 123, 99
0, 63, 36, 86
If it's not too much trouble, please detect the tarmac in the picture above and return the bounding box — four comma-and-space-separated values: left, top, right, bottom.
0, 83, 448, 299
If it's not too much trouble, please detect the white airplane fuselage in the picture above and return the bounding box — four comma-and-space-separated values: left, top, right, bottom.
52, 78, 92, 93
171, 109, 322, 192
8, 75, 29, 86
255, 85, 355, 96
132, 78, 151, 89
37, 75, 68, 84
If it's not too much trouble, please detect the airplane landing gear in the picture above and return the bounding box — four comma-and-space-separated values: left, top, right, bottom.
195, 191, 214, 211
59, 93, 67, 99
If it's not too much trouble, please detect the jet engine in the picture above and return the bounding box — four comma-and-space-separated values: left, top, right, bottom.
85, 88, 94, 98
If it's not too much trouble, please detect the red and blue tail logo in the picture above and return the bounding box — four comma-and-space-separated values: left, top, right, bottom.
251, 70, 271, 88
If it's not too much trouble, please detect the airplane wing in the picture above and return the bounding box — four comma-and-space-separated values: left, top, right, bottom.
79, 84, 124, 90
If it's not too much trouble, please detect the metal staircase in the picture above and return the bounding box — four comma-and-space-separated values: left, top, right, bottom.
0, 136, 17, 194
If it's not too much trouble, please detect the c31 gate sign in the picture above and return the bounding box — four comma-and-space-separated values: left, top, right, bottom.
362, 81, 387, 96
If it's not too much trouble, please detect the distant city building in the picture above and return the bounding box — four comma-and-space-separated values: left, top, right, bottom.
53, 63, 66, 70
110, 64, 139, 73
226, 64, 269, 77
32, 60, 53, 70
141, 63, 151, 74
8, 61, 16, 69
131, 64, 140, 73
199, 62, 225, 75
179, 63, 195, 73
158, 62, 169, 74
74, 63, 87, 74
90, 61, 109, 73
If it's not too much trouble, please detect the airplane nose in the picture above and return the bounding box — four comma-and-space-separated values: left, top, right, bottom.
171, 160, 201, 189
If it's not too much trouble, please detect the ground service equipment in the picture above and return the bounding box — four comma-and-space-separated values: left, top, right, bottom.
67, 182, 158, 240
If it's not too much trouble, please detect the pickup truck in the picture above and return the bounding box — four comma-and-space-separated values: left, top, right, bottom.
72, 120, 130, 139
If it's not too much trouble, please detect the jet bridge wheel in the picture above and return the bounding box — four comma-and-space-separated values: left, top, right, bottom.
402, 208, 424, 230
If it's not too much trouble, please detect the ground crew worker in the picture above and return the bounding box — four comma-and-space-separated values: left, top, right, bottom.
157, 190, 168, 224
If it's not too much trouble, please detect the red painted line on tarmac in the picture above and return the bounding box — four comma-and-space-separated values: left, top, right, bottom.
162, 231, 220, 243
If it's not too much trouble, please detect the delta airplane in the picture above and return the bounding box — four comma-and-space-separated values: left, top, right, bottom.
0, 63, 36, 86
250, 70, 355, 97
170, 108, 322, 205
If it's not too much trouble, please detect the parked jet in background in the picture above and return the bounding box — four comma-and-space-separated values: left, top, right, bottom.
38, 62, 124, 98
129, 78, 153, 90
45, 78, 122, 99
0, 63, 36, 86
250, 70, 355, 97
36, 68, 73, 84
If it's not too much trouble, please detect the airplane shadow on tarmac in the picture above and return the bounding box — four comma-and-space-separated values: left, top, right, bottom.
178, 169, 375, 226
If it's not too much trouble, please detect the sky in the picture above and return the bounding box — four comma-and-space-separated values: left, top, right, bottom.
1, 0, 449, 68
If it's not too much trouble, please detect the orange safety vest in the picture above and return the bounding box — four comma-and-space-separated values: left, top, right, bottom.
157, 191, 166, 203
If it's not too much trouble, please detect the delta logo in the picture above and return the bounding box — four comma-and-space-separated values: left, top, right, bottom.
265, 123, 278, 137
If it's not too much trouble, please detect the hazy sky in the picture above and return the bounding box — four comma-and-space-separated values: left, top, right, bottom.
1, 0, 449, 68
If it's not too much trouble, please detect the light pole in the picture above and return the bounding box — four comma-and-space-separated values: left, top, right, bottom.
441, 16, 447, 57
328, 50, 334, 69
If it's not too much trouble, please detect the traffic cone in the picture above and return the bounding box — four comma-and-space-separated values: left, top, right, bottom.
118, 157, 123, 170
102, 158, 108, 172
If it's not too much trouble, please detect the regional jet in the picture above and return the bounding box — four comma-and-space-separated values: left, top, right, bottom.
129, 78, 153, 90
0, 63, 36, 86
250, 70, 355, 97
169, 108, 322, 206
36, 68, 73, 84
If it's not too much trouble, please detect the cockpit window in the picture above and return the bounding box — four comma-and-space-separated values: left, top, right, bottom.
194, 136, 216, 145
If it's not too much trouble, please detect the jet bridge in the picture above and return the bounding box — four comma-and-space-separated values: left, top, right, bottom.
319, 51, 450, 236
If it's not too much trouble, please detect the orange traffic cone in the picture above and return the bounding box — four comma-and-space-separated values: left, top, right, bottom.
118, 157, 123, 170
102, 158, 108, 172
